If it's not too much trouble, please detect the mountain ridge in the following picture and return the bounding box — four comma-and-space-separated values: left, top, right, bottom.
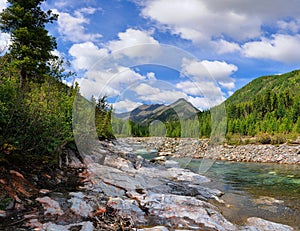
114, 98, 200, 125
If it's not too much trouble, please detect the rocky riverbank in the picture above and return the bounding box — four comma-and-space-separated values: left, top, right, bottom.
120, 137, 300, 164
0, 139, 297, 230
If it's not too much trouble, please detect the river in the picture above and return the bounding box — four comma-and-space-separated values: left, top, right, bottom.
132, 144, 300, 230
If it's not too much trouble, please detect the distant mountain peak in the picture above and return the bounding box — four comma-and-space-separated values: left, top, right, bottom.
117, 98, 200, 124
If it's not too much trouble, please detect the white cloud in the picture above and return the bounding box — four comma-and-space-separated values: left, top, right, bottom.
141, 0, 261, 43
53, 8, 102, 42
200, 60, 237, 84
277, 20, 300, 33
242, 34, 300, 63
219, 81, 235, 90
0, 0, 9, 53
139, 89, 187, 104
188, 96, 225, 110
181, 58, 237, 90
176, 81, 223, 97
212, 39, 241, 54
75, 7, 98, 16
75, 66, 146, 99
107, 28, 160, 58
0, 0, 7, 12
0, 33, 10, 53
69, 42, 108, 70
113, 99, 143, 113
146, 72, 156, 80
133, 83, 160, 95
140, 0, 300, 44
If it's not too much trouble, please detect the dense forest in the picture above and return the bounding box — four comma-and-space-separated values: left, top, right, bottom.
198, 70, 300, 143
0, 0, 113, 169
114, 70, 300, 143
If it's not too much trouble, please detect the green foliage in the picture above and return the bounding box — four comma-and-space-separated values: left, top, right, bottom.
0, 0, 116, 170
112, 117, 131, 137
165, 119, 181, 137
0, 197, 12, 210
198, 70, 300, 141
129, 121, 150, 137
0, 0, 58, 87
95, 96, 115, 140
0, 71, 78, 166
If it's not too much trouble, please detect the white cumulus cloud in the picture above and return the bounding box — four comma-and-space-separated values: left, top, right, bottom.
107, 28, 160, 59
140, 0, 300, 46
242, 34, 300, 63
69, 42, 108, 70
141, 0, 262, 43
52, 8, 102, 42
212, 39, 241, 54
181, 58, 237, 90
133, 83, 161, 95
113, 99, 143, 113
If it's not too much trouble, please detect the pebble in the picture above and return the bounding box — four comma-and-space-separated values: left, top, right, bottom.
122, 137, 300, 164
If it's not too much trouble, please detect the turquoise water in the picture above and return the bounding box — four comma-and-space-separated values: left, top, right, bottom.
184, 159, 300, 227
136, 149, 300, 229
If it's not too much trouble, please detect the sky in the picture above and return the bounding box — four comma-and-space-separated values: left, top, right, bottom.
1, 0, 300, 112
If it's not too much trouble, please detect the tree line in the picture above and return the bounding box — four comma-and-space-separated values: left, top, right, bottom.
114, 70, 300, 142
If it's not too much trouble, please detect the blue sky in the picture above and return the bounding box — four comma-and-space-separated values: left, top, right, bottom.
1, 0, 300, 112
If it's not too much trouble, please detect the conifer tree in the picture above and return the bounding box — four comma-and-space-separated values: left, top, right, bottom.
0, 0, 58, 88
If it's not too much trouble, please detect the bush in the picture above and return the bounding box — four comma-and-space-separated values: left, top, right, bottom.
271, 133, 287, 145
257, 133, 272, 144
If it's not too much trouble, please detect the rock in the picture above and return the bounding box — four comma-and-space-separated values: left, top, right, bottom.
107, 197, 146, 224
164, 160, 181, 168
137, 226, 169, 231
242, 217, 294, 231
166, 167, 210, 183
253, 196, 284, 206
150, 156, 167, 163
0, 210, 7, 218
68, 192, 94, 217
158, 151, 172, 156
36, 196, 64, 216
39, 189, 51, 194
140, 192, 237, 231
42, 221, 94, 231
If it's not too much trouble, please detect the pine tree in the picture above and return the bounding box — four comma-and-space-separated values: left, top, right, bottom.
0, 0, 58, 89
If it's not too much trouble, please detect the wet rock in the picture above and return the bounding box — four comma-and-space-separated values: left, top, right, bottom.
253, 196, 284, 206
166, 167, 210, 183
164, 160, 181, 168
242, 217, 294, 231
150, 156, 167, 163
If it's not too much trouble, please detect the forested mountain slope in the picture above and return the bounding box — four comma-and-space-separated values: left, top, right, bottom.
224, 70, 300, 136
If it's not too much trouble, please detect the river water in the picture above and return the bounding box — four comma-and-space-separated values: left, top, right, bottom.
133, 145, 300, 230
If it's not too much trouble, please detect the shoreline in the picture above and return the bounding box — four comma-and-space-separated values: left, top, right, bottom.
1, 139, 298, 230
118, 137, 300, 164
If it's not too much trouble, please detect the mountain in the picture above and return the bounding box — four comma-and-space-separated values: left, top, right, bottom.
114, 69, 300, 139
129, 98, 200, 125
226, 70, 300, 105
113, 111, 131, 120
208, 69, 300, 138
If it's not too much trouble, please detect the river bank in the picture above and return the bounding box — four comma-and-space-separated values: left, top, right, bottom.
120, 137, 300, 164
0, 139, 298, 230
